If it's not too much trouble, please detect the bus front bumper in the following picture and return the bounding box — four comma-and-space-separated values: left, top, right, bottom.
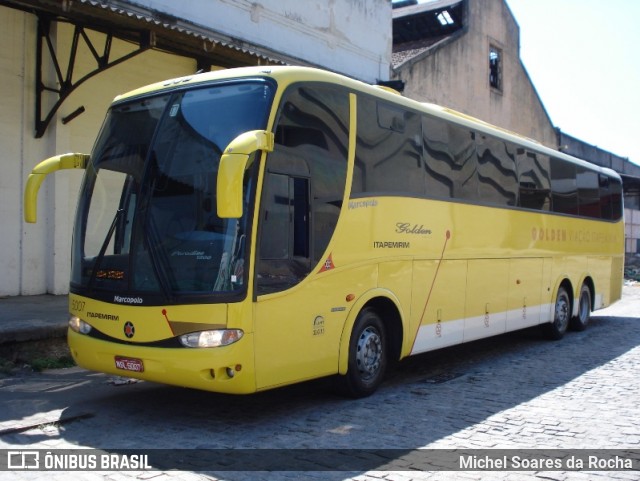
68, 329, 257, 394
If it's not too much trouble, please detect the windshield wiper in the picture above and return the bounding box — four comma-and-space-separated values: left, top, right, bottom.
87, 208, 123, 291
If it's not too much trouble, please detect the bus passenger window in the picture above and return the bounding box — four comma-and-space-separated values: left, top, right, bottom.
599, 175, 614, 220
550, 158, 578, 215
445, 124, 477, 200
476, 134, 518, 206
609, 177, 623, 221
423, 117, 478, 202
577, 167, 601, 218
516, 151, 551, 211
353, 97, 424, 196
423, 115, 453, 198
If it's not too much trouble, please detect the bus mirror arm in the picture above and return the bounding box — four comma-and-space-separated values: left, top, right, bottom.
24, 152, 89, 223
217, 130, 274, 218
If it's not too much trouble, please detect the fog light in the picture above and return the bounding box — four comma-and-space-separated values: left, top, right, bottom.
179, 329, 243, 348
68, 315, 92, 334
226, 367, 235, 378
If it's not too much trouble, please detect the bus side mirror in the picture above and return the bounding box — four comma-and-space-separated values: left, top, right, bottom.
217, 130, 274, 218
24, 152, 89, 223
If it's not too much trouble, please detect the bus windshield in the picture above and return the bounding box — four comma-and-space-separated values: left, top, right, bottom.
71, 80, 274, 303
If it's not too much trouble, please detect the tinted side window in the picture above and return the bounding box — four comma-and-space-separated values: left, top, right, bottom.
599, 175, 614, 220
598, 174, 622, 220
446, 125, 478, 200
422, 115, 453, 198
352, 96, 423, 195
261, 174, 290, 260
422, 115, 477, 200
275, 85, 349, 262
517, 150, 551, 211
550, 158, 577, 215
476, 134, 518, 206
258, 84, 349, 294
610, 177, 623, 221
577, 166, 601, 218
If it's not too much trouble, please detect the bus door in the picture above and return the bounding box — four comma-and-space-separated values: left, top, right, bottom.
253, 83, 351, 390
253, 154, 343, 390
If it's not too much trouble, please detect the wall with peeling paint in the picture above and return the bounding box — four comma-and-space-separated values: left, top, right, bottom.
130, 0, 392, 82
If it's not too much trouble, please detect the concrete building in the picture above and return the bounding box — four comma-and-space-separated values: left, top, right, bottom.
0, 0, 391, 296
390, 0, 640, 258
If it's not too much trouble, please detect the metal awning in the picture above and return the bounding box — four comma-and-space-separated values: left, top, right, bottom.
0, 0, 304, 137
0, 0, 294, 67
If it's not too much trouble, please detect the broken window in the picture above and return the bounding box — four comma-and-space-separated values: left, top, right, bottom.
489, 46, 502, 91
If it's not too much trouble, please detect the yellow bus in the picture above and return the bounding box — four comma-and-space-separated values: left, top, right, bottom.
24, 66, 624, 397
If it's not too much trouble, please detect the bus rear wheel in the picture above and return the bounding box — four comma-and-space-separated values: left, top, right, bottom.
570, 284, 591, 331
545, 286, 570, 340
339, 307, 388, 398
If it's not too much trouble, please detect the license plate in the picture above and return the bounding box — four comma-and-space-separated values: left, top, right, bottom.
114, 356, 144, 373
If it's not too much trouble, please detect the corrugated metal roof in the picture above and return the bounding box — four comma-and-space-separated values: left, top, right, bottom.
76, 0, 288, 65
392, 35, 453, 68
0, 0, 295, 67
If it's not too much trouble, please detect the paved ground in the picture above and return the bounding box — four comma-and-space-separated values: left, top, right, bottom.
0, 294, 68, 343
0, 286, 639, 480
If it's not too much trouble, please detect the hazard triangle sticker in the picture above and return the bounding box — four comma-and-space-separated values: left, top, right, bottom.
319, 253, 335, 273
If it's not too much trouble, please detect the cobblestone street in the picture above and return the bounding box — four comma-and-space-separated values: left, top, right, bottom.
1, 286, 639, 481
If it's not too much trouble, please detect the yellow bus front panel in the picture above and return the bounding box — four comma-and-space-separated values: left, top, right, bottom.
68, 330, 257, 394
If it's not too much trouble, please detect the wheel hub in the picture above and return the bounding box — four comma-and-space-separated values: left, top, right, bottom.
356, 326, 382, 379
556, 295, 569, 328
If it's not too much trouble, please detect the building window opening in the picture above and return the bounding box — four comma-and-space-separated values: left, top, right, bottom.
437, 10, 455, 26
489, 46, 502, 91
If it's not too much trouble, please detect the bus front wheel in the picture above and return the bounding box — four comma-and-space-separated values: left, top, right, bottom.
339, 307, 388, 398
545, 286, 571, 340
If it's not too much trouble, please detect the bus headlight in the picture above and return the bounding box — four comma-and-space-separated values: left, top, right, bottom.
69, 315, 92, 334
179, 329, 243, 348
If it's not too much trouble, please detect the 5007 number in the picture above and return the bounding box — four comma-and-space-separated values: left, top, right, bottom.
71, 300, 86, 312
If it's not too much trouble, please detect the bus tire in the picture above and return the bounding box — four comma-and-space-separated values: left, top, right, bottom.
545, 286, 570, 340
339, 307, 388, 398
570, 284, 591, 331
